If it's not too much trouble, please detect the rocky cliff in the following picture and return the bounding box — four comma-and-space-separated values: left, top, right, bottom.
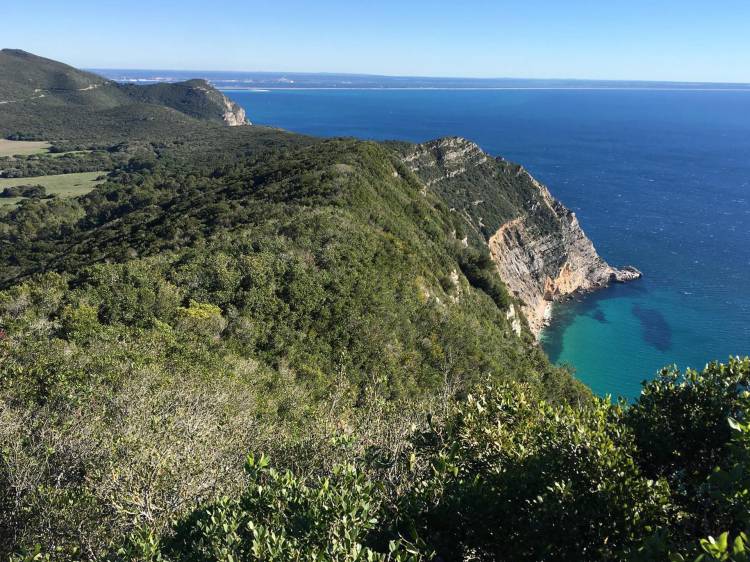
220, 95, 249, 126
404, 137, 640, 335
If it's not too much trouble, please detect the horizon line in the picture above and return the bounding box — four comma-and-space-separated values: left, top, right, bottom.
87, 67, 750, 88
219, 87, 750, 92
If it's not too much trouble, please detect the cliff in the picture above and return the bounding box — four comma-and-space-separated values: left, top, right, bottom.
404, 137, 641, 335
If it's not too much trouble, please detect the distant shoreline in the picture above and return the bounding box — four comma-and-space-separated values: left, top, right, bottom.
218, 86, 750, 92
90, 69, 750, 92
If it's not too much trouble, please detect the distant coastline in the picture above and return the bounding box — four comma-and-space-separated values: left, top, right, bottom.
216, 86, 750, 93
89, 68, 750, 91
217, 87, 750, 92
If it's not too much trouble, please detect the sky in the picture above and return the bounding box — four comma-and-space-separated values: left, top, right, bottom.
3, 0, 749, 83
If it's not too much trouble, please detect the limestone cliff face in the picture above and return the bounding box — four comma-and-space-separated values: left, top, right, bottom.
221, 99, 248, 126
185, 80, 250, 126
486, 192, 641, 334
217, 90, 249, 126
404, 137, 640, 336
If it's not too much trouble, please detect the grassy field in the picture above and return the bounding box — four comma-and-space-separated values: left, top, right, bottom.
0, 139, 51, 156
0, 170, 106, 206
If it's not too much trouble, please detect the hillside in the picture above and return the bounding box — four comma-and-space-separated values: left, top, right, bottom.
1, 52, 748, 562
0, 49, 247, 142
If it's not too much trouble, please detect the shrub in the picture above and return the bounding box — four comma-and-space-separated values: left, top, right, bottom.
401, 382, 671, 561
0, 185, 45, 199
176, 300, 226, 338
153, 455, 426, 562
457, 247, 511, 311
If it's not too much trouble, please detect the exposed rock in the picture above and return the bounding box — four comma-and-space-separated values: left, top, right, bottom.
403, 137, 641, 337
488, 202, 641, 335
403, 137, 488, 190
220, 94, 249, 126
506, 304, 523, 337
184, 79, 250, 126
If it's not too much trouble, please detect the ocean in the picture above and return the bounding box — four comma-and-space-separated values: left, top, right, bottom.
221, 88, 750, 399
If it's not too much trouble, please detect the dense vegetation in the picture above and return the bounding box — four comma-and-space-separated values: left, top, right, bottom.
0, 184, 45, 198
0, 149, 125, 179
0, 51, 747, 561
148, 359, 750, 562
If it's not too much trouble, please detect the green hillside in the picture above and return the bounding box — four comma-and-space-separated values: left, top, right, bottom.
0, 49, 247, 143
0, 52, 748, 562
0, 49, 115, 101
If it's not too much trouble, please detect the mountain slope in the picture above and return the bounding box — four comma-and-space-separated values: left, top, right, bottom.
0, 49, 115, 101
0, 49, 248, 142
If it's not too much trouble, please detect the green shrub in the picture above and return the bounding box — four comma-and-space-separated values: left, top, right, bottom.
457, 246, 511, 311
153, 454, 426, 562
401, 382, 671, 561
59, 303, 100, 341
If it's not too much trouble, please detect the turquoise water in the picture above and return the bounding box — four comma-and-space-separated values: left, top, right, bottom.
225, 89, 750, 399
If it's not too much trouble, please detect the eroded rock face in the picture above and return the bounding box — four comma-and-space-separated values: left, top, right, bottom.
220, 95, 249, 126
404, 137, 641, 337
487, 196, 641, 334
208, 87, 250, 126
184, 79, 251, 126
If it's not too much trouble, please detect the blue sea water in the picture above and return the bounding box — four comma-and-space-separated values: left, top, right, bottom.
225, 88, 750, 399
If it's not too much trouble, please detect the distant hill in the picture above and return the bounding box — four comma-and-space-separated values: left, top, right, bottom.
0, 49, 248, 142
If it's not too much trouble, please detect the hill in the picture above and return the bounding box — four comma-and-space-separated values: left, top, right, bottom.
0, 52, 747, 562
0, 49, 247, 143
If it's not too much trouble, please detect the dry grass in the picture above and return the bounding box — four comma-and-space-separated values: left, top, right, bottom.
0, 139, 51, 157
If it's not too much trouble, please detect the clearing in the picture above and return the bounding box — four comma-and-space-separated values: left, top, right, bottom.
0, 139, 51, 157
0, 171, 106, 206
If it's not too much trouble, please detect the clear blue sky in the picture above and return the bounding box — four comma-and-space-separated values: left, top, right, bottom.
4, 0, 749, 82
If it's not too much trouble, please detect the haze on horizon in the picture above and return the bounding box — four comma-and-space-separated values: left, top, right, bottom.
3, 0, 749, 84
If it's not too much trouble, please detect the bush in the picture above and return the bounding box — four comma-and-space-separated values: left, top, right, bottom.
401, 382, 671, 561
0, 185, 46, 198
152, 455, 425, 562
457, 246, 511, 311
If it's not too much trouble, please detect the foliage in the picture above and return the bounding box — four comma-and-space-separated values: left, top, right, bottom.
690, 399, 750, 562
146, 454, 425, 562
622, 358, 750, 553
625, 359, 750, 481
0, 184, 46, 198
99, 361, 750, 562
457, 246, 511, 310
0, 149, 123, 179
399, 382, 671, 561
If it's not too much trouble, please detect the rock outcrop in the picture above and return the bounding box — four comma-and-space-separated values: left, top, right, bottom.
404, 137, 641, 336
486, 195, 641, 334
221, 96, 249, 126
175, 79, 251, 126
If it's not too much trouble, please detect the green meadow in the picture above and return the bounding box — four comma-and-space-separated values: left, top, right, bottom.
0, 170, 105, 206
